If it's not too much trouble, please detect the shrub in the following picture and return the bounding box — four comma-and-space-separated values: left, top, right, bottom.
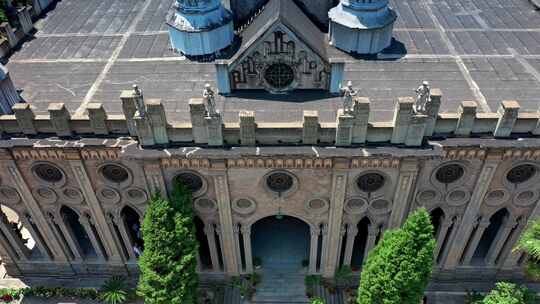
480, 282, 538, 304
514, 218, 540, 281
100, 276, 128, 304
310, 297, 325, 304
357, 208, 436, 304
334, 265, 353, 288
137, 184, 199, 304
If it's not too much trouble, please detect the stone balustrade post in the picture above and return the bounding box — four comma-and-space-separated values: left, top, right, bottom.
391, 97, 414, 144
215, 61, 231, 95
494, 100, 520, 137
424, 89, 442, 136
455, 101, 477, 136
12, 103, 36, 135
189, 98, 208, 144
352, 97, 370, 143
239, 111, 256, 146
0, 22, 17, 48
48, 103, 72, 137
329, 59, 345, 94
146, 99, 169, 145
87, 103, 109, 135
120, 90, 138, 136
303, 110, 319, 145
405, 114, 427, 146
335, 109, 354, 146
206, 114, 224, 146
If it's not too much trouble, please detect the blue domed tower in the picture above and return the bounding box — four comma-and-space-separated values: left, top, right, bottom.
329, 0, 397, 54
167, 0, 235, 56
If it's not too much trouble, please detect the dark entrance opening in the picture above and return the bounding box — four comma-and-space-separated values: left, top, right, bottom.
251, 215, 310, 271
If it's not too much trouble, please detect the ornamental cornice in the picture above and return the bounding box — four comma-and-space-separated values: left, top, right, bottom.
12, 148, 80, 160
161, 158, 211, 169
80, 149, 120, 160
442, 149, 486, 160
502, 149, 540, 161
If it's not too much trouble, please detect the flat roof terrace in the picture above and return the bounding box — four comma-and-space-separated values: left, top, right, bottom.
6, 0, 540, 123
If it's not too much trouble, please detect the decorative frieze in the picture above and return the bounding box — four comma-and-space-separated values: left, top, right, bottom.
443, 149, 487, 160
12, 149, 80, 161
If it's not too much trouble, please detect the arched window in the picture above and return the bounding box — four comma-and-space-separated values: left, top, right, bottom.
0, 205, 42, 260
430, 208, 444, 238
60, 206, 96, 258
121, 206, 143, 258
194, 217, 212, 270
471, 209, 509, 265
351, 217, 370, 270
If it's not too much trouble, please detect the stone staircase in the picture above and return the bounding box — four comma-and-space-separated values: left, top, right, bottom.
251, 267, 310, 303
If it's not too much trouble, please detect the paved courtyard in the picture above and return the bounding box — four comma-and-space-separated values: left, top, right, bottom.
6, 0, 540, 122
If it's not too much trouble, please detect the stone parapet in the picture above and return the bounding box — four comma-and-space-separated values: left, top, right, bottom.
1, 88, 540, 147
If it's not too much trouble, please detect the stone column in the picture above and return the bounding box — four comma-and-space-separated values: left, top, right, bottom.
405, 114, 427, 146
0, 214, 28, 260
434, 217, 453, 261
78, 215, 107, 260
240, 111, 256, 146
494, 100, 519, 137
342, 224, 358, 266
189, 98, 208, 144
6, 163, 69, 262
363, 225, 379, 261
215, 61, 231, 95
391, 97, 414, 144
0, 230, 19, 274
211, 167, 239, 275
443, 157, 500, 269
323, 168, 348, 277
206, 114, 224, 146
20, 214, 52, 260
455, 101, 477, 136
48, 103, 72, 137
241, 225, 253, 273
437, 215, 461, 267
57, 213, 84, 260
320, 223, 329, 273
485, 218, 517, 266
309, 226, 320, 274
12, 103, 36, 135
303, 111, 319, 145
232, 225, 242, 272
424, 89, 442, 136
388, 159, 418, 228
120, 90, 138, 136
146, 99, 169, 145
205, 224, 221, 272
115, 216, 137, 261
335, 109, 354, 146
501, 218, 528, 270
461, 218, 491, 265
329, 60, 345, 94
87, 103, 109, 135
69, 160, 123, 264
352, 97, 370, 143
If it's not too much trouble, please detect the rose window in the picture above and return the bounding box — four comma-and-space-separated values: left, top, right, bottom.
264, 63, 294, 89
507, 164, 536, 184
266, 172, 294, 193
174, 173, 204, 193
435, 164, 464, 184
356, 173, 385, 193
34, 164, 63, 183
101, 164, 129, 183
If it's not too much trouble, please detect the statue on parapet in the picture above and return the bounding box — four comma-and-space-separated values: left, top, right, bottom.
203, 83, 218, 117
415, 81, 431, 114
340, 81, 357, 113
133, 84, 146, 117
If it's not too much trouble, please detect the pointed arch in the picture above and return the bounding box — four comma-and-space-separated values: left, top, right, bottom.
194, 216, 212, 270
471, 208, 509, 265
120, 205, 143, 259
351, 217, 371, 270
59, 206, 96, 258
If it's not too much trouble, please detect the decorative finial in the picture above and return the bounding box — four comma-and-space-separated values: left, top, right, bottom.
132, 84, 146, 117
203, 83, 217, 117
414, 80, 431, 114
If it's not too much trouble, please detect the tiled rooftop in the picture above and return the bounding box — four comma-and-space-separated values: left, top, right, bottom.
6, 0, 540, 123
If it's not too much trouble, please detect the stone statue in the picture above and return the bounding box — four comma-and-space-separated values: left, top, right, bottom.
203, 83, 217, 117
133, 84, 146, 117
341, 81, 357, 113
415, 81, 431, 113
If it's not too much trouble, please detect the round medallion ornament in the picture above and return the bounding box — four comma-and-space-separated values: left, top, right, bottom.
513, 190, 539, 207
100, 164, 129, 184
435, 164, 464, 184
96, 187, 121, 204
232, 198, 256, 215
264, 63, 295, 89
266, 172, 294, 193
194, 198, 218, 214
507, 164, 537, 184
356, 173, 385, 193
174, 172, 204, 194
0, 186, 20, 204
61, 187, 84, 205
123, 187, 148, 205
33, 164, 63, 184
415, 189, 441, 206
445, 189, 471, 206
344, 197, 368, 215
32, 187, 57, 204
485, 189, 509, 207
305, 198, 329, 215
369, 199, 392, 215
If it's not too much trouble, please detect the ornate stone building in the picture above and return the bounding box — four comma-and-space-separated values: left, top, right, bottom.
1, 0, 540, 301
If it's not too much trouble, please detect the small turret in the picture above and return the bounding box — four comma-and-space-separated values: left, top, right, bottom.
167, 0, 235, 57
329, 0, 397, 54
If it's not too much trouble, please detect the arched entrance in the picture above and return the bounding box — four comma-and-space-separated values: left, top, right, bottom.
251, 215, 310, 271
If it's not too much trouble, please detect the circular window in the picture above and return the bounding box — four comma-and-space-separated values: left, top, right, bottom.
266, 172, 294, 193
232, 198, 257, 215
264, 63, 294, 89
33, 164, 63, 183
435, 164, 464, 184
507, 164, 536, 184
356, 173, 385, 193
174, 172, 204, 193
101, 164, 129, 183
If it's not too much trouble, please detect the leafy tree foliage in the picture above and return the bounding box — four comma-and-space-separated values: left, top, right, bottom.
514, 218, 540, 281
137, 183, 199, 304
357, 208, 436, 304
479, 282, 538, 304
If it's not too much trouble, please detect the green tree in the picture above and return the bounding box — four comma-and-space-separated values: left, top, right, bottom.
357, 208, 436, 304
514, 218, 540, 281
137, 183, 199, 304
479, 282, 538, 304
